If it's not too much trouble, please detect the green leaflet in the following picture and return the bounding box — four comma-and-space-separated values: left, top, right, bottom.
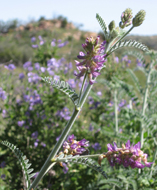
42, 77, 79, 106
1, 141, 35, 189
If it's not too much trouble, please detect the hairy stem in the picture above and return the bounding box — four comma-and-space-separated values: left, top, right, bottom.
29, 82, 94, 189
114, 89, 118, 135
140, 61, 154, 148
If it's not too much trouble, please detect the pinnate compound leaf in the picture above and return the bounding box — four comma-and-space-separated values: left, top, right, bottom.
96, 13, 108, 35
42, 77, 79, 106
55, 154, 107, 179
108, 40, 149, 54
1, 141, 35, 189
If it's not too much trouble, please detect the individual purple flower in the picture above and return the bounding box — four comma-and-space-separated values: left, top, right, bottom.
34, 141, 38, 147
56, 107, 71, 120
89, 124, 94, 131
92, 142, 101, 150
17, 120, 25, 127
40, 40, 45, 45
62, 163, 69, 174
31, 37, 36, 42
68, 79, 76, 88
97, 91, 102, 96
41, 142, 46, 147
51, 41, 56, 46
118, 99, 126, 107
56, 135, 60, 142
38, 35, 43, 41
108, 101, 114, 107
0, 161, 6, 168
23, 61, 32, 69
19, 73, 25, 80
32, 44, 38, 48
34, 63, 40, 70
58, 41, 68, 48
2, 109, 6, 118
41, 67, 46, 73
75, 36, 106, 85
114, 57, 119, 63
33, 172, 39, 178
4, 64, 16, 71
1, 174, 5, 180
67, 134, 75, 143
31, 131, 38, 139
0, 88, 7, 100
28, 72, 41, 83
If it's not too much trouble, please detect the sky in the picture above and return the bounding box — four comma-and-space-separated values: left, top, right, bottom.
1, 0, 157, 36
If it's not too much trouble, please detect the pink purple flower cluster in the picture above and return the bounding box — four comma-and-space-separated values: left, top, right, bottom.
62, 134, 89, 156
103, 140, 153, 169
75, 36, 106, 85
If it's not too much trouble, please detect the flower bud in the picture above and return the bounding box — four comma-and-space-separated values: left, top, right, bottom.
98, 155, 104, 166
132, 10, 146, 27
108, 20, 115, 31
120, 8, 133, 28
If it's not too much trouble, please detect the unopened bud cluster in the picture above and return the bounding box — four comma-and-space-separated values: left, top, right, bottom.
100, 140, 153, 169
61, 134, 89, 155
119, 8, 146, 29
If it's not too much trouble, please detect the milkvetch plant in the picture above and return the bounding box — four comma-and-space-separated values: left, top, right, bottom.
1, 8, 154, 190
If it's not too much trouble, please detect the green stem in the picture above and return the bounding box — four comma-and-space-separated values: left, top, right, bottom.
78, 71, 88, 106
114, 89, 118, 135
149, 144, 157, 179
29, 82, 95, 189
107, 26, 134, 54
140, 61, 154, 148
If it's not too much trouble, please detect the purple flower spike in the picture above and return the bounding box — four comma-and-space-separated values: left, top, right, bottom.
61, 135, 90, 156
75, 36, 106, 85
104, 140, 153, 169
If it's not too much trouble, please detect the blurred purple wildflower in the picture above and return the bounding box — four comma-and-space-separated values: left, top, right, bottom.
89, 124, 94, 131
68, 79, 76, 88
41, 142, 46, 147
31, 131, 38, 139
97, 91, 102, 96
32, 44, 38, 48
114, 57, 119, 63
0, 88, 7, 100
92, 142, 101, 150
0, 161, 6, 168
1, 174, 6, 180
62, 163, 69, 174
41, 67, 46, 73
28, 72, 41, 83
31, 37, 36, 42
4, 64, 16, 71
17, 120, 25, 127
56, 107, 71, 120
19, 73, 25, 80
34, 63, 40, 70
